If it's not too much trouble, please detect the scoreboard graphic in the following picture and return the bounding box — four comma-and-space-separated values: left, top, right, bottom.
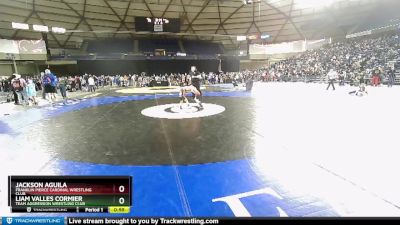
135, 17, 181, 33
8, 176, 132, 213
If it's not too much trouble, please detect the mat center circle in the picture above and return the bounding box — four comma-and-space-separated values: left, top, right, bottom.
166, 105, 202, 113
141, 103, 225, 119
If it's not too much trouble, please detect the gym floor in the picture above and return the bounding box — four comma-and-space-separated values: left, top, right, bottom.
1, 82, 400, 217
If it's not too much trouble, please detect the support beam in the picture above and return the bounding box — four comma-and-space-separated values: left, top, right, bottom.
103, 0, 133, 39
161, 0, 174, 18
143, 0, 155, 18
271, 0, 295, 43
184, 0, 212, 33
12, 8, 35, 39
213, 0, 235, 46
113, 0, 132, 38
61, 0, 98, 39
272, 18, 289, 43
213, 4, 246, 35
62, 18, 83, 48
180, 0, 198, 39
263, 0, 305, 40
212, 0, 223, 42
34, 12, 63, 47
252, 2, 262, 34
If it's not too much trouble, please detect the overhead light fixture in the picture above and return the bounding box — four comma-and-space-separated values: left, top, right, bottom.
295, 0, 334, 8
247, 34, 259, 40
237, 36, 247, 41
12, 22, 29, 30
52, 27, 66, 34
33, 24, 49, 32
261, 33, 270, 39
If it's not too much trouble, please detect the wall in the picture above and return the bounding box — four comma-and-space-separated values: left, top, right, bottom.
77, 59, 239, 75
0, 61, 39, 76
1, 58, 240, 77
16, 63, 39, 75
38, 64, 79, 77
0, 63, 13, 76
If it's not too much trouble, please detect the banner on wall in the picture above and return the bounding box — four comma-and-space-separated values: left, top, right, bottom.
18, 40, 47, 54
249, 38, 330, 55
0, 39, 47, 55
0, 39, 19, 54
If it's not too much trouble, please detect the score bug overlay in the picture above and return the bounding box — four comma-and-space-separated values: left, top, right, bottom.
8, 176, 132, 213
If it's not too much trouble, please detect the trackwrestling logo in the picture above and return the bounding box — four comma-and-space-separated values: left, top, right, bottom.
2, 217, 64, 225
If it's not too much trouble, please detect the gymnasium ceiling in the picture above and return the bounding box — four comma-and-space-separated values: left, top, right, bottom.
0, 0, 399, 50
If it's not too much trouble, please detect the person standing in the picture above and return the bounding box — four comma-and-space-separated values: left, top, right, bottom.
132, 74, 137, 87
88, 75, 95, 92
76, 76, 82, 91
387, 67, 395, 88
43, 69, 57, 103
245, 75, 254, 92
50, 71, 58, 103
339, 70, 346, 86
371, 68, 380, 86
40, 72, 46, 99
326, 68, 338, 91
59, 77, 68, 104
26, 78, 38, 105
11, 74, 27, 105
0, 79, 3, 92
189, 66, 203, 108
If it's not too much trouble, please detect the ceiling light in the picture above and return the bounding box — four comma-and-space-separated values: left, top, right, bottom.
33, 24, 49, 32
261, 33, 270, 39
295, 0, 334, 8
52, 27, 66, 34
247, 34, 259, 40
12, 22, 29, 30
237, 36, 247, 41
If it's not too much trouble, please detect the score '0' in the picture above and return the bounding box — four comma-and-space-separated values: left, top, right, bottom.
118, 185, 125, 204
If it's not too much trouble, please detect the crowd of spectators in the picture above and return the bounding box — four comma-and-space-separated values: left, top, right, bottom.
0, 69, 260, 105
263, 33, 400, 85
1, 32, 399, 105
0, 71, 258, 93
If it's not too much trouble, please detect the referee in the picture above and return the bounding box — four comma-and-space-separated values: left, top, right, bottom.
189, 66, 203, 108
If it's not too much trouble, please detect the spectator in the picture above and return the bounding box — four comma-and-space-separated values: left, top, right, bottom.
11, 74, 27, 105
387, 67, 395, 87
326, 69, 338, 90
59, 77, 68, 104
26, 78, 38, 105
88, 76, 95, 92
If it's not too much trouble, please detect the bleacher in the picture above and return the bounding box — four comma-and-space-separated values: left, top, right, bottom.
183, 40, 224, 56
87, 39, 133, 53
51, 38, 226, 60
138, 39, 180, 56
